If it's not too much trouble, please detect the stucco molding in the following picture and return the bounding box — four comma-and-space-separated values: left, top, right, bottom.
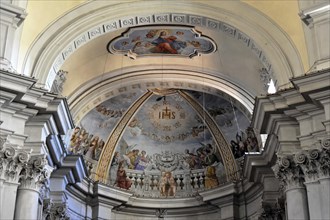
22, 1, 304, 91
67, 67, 255, 124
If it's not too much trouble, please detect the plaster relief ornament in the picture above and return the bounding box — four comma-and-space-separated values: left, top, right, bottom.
108, 26, 216, 58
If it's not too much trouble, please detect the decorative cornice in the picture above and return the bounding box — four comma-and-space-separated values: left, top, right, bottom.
0, 1, 27, 26
299, 2, 330, 26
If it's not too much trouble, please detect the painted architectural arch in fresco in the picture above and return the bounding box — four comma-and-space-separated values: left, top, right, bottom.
107, 26, 217, 58
66, 89, 260, 197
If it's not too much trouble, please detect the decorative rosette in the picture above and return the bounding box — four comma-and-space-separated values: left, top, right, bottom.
294, 152, 306, 164
309, 149, 319, 160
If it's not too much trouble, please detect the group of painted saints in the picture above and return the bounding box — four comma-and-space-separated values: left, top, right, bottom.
183, 143, 220, 169
68, 127, 105, 161
230, 127, 260, 159
110, 142, 221, 193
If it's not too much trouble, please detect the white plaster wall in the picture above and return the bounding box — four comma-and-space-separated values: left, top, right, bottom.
67, 193, 92, 219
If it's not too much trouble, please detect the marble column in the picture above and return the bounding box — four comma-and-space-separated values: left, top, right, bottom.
14, 155, 53, 220
273, 156, 309, 220
0, 139, 30, 220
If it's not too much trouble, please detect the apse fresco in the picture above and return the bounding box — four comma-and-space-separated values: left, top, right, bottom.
67, 89, 260, 196
108, 26, 216, 58
67, 91, 144, 160
111, 93, 220, 168
79, 91, 144, 140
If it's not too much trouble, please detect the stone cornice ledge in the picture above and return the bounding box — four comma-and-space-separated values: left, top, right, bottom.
127, 196, 203, 208
96, 183, 133, 203
252, 68, 330, 133
47, 134, 87, 183
243, 134, 279, 183
0, 1, 27, 25
291, 68, 330, 93
199, 182, 236, 202
0, 70, 36, 94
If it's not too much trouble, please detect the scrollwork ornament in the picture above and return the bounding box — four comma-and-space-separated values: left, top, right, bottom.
321, 138, 330, 150
309, 149, 319, 160
33, 157, 47, 169
44, 202, 70, 220
294, 152, 306, 164
4, 147, 15, 159
17, 152, 29, 163
279, 157, 290, 168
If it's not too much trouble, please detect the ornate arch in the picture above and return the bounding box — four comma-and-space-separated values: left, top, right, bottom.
22, 1, 304, 90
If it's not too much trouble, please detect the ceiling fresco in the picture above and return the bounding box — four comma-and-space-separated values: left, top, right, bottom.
67, 89, 260, 195
107, 26, 216, 58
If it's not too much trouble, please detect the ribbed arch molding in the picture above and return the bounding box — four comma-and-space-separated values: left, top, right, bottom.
23, 1, 304, 90
67, 67, 255, 124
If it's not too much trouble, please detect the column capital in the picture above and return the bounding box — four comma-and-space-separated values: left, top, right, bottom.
272, 156, 305, 190
19, 155, 53, 192
43, 200, 69, 220
259, 199, 285, 220
294, 141, 330, 182
0, 140, 30, 183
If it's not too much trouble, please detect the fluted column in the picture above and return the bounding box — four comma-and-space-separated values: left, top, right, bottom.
273, 156, 309, 220
14, 155, 53, 220
0, 138, 30, 220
